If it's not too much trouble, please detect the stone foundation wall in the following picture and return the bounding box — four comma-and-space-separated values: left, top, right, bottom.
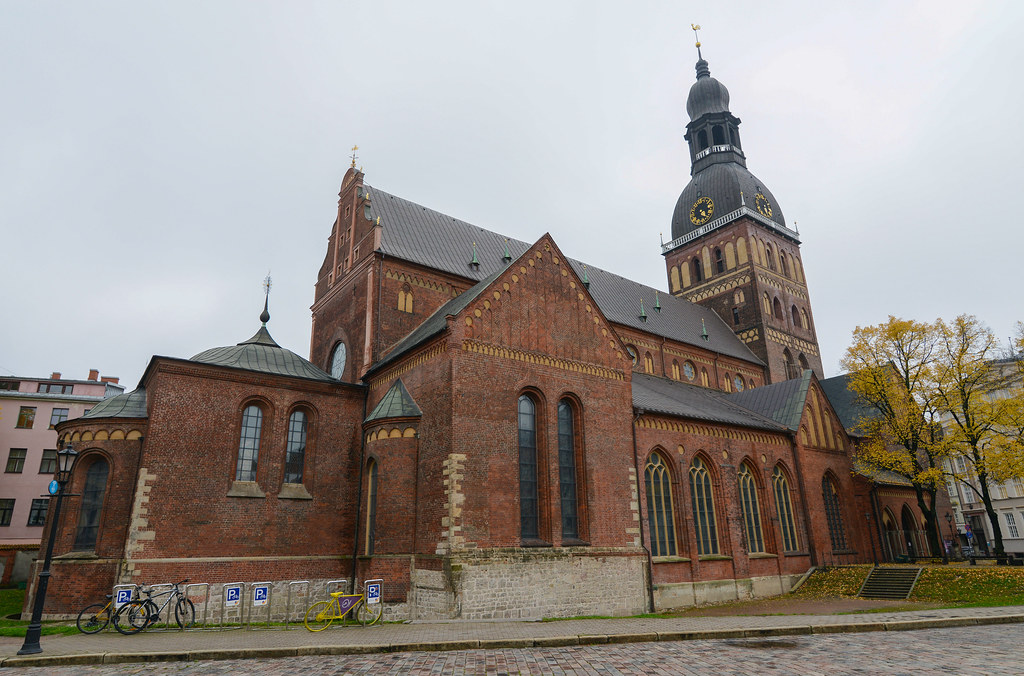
411, 548, 647, 620
653, 572, 806, 610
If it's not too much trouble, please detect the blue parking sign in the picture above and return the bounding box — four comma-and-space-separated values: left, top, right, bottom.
115, 588, 133, 609
253, 585, 269, 607
366, 583, 381, 604
225, 585, 241, 607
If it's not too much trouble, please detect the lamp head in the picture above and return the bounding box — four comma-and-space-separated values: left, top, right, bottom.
56, 442, 79, 484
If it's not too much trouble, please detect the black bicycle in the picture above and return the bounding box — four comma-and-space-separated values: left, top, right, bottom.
113, 579, 195, 634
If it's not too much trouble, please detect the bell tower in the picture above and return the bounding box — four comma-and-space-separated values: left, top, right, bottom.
662, 33, 823, 383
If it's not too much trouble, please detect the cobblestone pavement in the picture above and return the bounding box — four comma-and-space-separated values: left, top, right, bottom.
20, 625, 1024, 675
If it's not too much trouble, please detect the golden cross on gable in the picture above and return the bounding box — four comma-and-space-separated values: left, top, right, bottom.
350, 145, 359, 168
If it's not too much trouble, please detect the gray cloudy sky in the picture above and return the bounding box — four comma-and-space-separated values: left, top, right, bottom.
2, 1, 1022, 388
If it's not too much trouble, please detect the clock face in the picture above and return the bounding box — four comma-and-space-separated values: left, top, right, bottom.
689, 196, 714, 226
754, 192, 772, 218
330, 342, 347, 380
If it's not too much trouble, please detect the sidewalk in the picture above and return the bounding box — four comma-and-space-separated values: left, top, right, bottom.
2, 604, 1023, 669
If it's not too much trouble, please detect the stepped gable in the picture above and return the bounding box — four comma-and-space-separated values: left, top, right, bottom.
632, 372, 785, 431
80, 387, 148, 419
367, 185, 761, 364
725, 369, 812, 430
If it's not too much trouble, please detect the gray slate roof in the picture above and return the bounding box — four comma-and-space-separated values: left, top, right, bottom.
365, 378, 422, 422
191, 325, 335, 383
725, 370, 812, 431
81, 387, 148, 419
852, 458, 913, 487
632, 373, 786, 432
819, 372, 877, 436
367, 186, 761, 365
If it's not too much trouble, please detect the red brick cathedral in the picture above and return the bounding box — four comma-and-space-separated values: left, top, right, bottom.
36, 51, 932, 620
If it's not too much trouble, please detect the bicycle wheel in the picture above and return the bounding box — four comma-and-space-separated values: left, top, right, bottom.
356, 598, 383, 626
304, 600, 335, 632
113, 601, 149, 635
175, 597, 196, 628
76, 602, 110, 634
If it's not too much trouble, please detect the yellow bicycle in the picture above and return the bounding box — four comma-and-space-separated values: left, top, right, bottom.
303, 579, 383, 631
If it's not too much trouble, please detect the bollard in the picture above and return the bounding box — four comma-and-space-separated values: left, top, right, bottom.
285, 580, 310, 630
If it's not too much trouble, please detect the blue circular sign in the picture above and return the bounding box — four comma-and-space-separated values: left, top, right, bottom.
48, 480, 59, 496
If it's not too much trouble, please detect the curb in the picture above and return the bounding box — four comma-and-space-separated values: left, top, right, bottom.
2, 615, 1022, 668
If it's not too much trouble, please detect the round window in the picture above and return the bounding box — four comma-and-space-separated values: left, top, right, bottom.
330, 342, 347, 380
734, 375, 745, 392
627, 346, 638, 366
683, 362, 696, 381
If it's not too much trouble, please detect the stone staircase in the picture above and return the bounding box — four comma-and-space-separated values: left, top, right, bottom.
857, 566, 923, 599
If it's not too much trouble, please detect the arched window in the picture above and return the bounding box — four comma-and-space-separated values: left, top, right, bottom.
284, 410, 307, 484
772, 466, 799, 552
697, 129, 709, 150
689, 457, 719, 555
700, 368, 709, 387
330, 342, 347, 380
74, 458, 109, 551
236, 405, 263, 482
798, 354, 810, 373
645, 452, 677, 556
518, 395, 539, 540
765, 244, 776, 270
729, 126, 738, 146
692, 258, 703, 283
397, 290, 414, 313
762, 293, 772, 316
644, 352, 654, 374
712, 125, 725, 145
557, 400, 580, 540
791, 305, 801, 328
822, 475, 848, 551
779, 252, 789, 277
364, 459, 377, 555
671, 360, 681, 380
723, 373, 732, 392
738, 463, 764, 553
773, 297, 783, 320
800, 308, 810, 330
734, 289, 745, 304
783, 349, 795, 380
714, 248, 725, 274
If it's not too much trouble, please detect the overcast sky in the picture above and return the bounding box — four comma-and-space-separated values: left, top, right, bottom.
2, 1, 1022, 388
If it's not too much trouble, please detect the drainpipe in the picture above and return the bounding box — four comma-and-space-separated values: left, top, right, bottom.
870, 486, 886, 564
350, 393, 370, 593
788, 431, 818, 567
631, 408, 656, 613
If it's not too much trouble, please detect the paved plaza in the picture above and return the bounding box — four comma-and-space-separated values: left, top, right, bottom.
1, 604, 1022, 672
11, 624, 1024, 675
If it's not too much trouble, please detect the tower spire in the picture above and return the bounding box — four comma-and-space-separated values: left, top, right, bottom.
261, 272, 272, 325
691, 23, 702, 61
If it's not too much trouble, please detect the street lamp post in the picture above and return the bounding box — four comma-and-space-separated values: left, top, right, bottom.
18, 442, 78, 655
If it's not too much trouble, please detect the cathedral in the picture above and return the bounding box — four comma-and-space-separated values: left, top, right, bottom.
32, 47, 931, 620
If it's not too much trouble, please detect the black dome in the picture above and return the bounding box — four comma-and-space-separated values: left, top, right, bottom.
686, 60, 730, 121
670, 163, 787, 241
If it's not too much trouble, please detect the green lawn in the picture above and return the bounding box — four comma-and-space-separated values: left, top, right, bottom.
0, 588, 77, 637
791, 564, 1024, 607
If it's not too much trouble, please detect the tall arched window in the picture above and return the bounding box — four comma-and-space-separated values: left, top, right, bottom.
236, 405, 263, 482
712, 125, 725, 144
800, 308, 810, 330
779, 252, 789, 277
74, 458, 109, 551
557, 400, 580, 540
518, 395, 539, 540
772, 466, 799, 552
697, 129, 709, 150
645, 453, 677, 556
714, 248, 725, 274
783, 349, 795, 380
765, 244, 776, 270
364, 459, 377, 555
822, 475, 848, 551
762, 293, 772, 315
671, 360, 681, 380
689, 457, 719, 555
737, 462, 764, 553
791, 305, 802, 328
700, 368, 709, 387
644, 352, 654, 374
692, 258, 703, 283
773, 297, 783, 320
284, 410, 307, 484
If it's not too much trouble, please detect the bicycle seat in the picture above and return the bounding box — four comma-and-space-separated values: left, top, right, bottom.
329, 591, 349, 598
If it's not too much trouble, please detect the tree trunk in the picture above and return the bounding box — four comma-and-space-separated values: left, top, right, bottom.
914, 487, 943, 558
978, 478, 1005, 557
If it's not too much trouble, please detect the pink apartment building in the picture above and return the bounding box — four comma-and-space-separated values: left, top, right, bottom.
0, 370, 123, 583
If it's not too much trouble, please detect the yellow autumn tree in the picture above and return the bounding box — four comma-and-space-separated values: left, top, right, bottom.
841, 317, 946, 556
934, 315, 1024, 557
